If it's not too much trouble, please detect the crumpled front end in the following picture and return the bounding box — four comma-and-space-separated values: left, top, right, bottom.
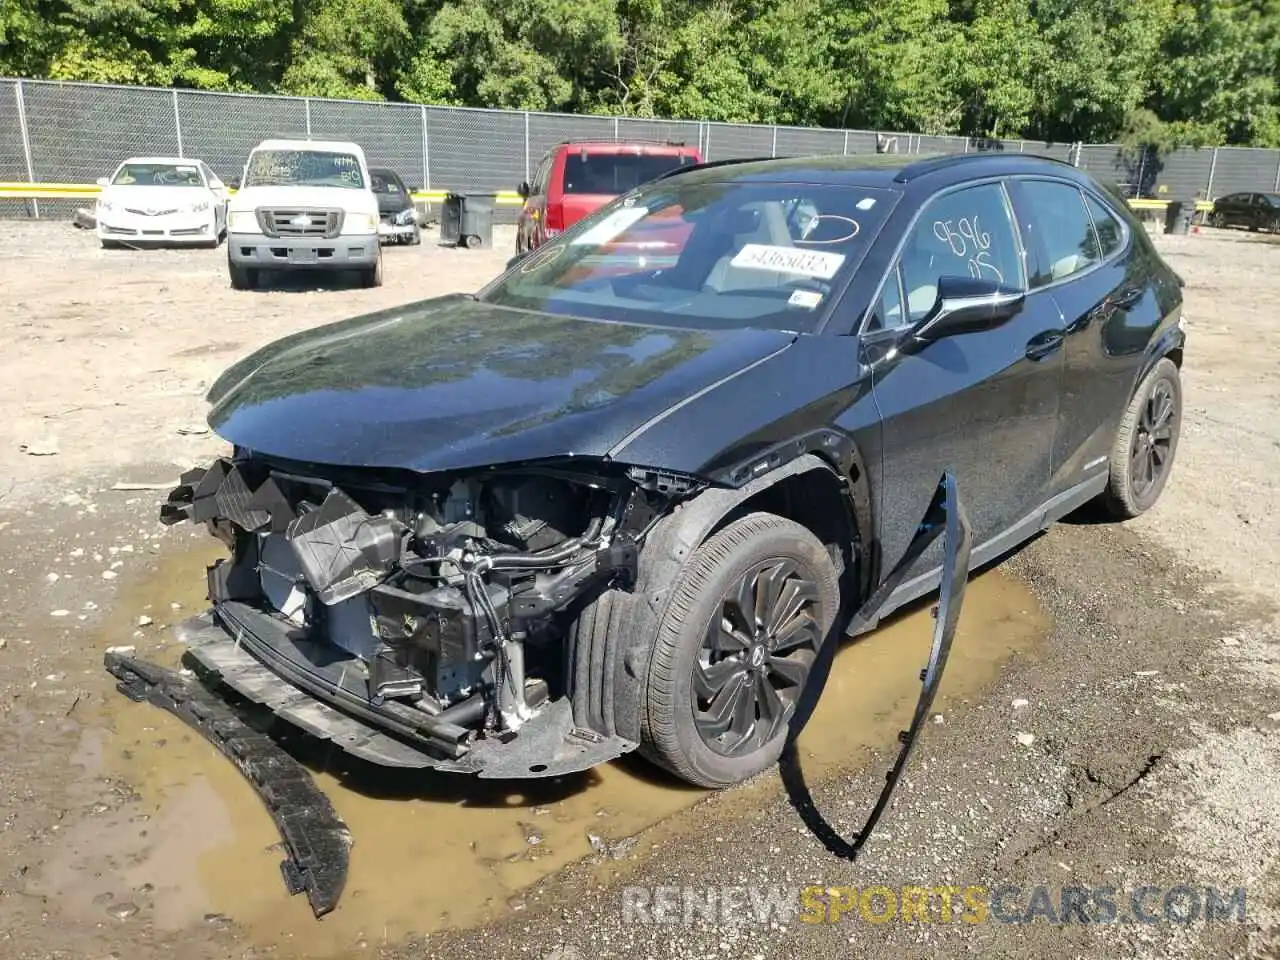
155, 451, 694, 778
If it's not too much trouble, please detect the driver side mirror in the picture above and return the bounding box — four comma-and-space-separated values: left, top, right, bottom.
517, 181, 531, 200
506, 250, 530, 270
900, 276, 1025, 354
95, 176, 110, 188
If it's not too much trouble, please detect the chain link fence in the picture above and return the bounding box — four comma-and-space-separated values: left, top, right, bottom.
6, 76, 1280, 219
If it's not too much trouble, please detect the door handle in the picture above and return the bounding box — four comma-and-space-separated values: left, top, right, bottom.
1108, 286, 1143, 309
1025, 330, 1065, 361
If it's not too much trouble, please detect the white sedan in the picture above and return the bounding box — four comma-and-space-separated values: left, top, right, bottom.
95, 157, 230, 249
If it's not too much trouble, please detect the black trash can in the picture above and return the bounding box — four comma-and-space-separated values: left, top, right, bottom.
1164, 200, 1192, 235
440, 193, 463, 245
458, 193, 495, 249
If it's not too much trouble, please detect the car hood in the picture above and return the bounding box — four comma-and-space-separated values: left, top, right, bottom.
101, 185, 207, 208
375, 192, 412, 214
229, 185, 377, 213
206, 296, 796, 473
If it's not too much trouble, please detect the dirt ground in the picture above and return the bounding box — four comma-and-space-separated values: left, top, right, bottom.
0, 221, 1278, 960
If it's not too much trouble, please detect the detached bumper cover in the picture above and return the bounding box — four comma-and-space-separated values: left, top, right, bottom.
104, 643, 351, 917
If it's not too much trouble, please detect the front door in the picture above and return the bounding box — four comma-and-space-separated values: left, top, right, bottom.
864, 179, 1063, 577
520, 154, 554, 251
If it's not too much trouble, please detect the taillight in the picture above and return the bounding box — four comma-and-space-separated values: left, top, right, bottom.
545, 200, 564, 235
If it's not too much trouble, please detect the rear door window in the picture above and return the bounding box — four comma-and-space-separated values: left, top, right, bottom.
563, 153, 695, 195
1016, 180, 1100, 286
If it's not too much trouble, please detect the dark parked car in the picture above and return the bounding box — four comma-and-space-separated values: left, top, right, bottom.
142, 153, 1185, 793
1208, 191, 1280, 232
370, 167, 420, 245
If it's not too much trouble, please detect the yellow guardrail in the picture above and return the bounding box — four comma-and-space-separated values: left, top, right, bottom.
0, 182, 526, 205
0, 181, 1213, 212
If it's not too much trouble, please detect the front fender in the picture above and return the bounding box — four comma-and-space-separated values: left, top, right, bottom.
604, 453, 863, 744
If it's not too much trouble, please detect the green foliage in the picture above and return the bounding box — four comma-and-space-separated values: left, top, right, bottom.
5, 0, 1280, 146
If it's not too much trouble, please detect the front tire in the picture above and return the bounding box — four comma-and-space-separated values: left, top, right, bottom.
641, 513, 839, 788
229, 263, 257, 290
1100, 357, 1182, 519
361, 253, 383, 288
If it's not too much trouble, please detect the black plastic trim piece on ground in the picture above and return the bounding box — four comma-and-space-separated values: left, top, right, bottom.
780, 471, 972, 860
104, 651, 351, 918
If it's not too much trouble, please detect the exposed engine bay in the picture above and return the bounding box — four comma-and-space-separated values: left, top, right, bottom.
155, 451, 698, 775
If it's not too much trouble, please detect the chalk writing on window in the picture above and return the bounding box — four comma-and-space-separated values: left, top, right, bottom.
932, 215, 1004, 283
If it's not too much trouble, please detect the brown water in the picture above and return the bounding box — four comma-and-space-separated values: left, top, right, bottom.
53, 541, 1048, 956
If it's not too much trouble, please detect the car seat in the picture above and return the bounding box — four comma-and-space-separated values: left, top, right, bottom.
702, 202, 796, 293
901, 225, 944, 320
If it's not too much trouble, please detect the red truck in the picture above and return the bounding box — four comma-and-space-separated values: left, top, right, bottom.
515, 139, 702, 253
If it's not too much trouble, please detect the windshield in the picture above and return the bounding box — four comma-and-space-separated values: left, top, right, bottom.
564, 153, 696, 195
482, 179, 897, 333
112, 163, 203, 187
244, 150, 365, 189
371, 172, 403, 194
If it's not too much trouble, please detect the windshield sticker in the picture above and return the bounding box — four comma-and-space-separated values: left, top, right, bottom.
571, 206, 649, 246
788, 289, 824, 310
856, 197, 877, 211
796, 214, 860, 245
729, 244, 847, 279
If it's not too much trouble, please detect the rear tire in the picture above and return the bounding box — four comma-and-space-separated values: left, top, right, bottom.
1100, 357, 1182, 519
229, 263, 257, 290
640, 512, 839, 788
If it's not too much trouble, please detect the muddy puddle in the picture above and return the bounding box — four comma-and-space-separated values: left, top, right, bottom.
43, 540, 1049, 956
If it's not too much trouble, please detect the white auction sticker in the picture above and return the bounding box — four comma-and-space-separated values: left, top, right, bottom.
572, 206, 649, 245
788, 289, 824, 309
729, 243, 846, 279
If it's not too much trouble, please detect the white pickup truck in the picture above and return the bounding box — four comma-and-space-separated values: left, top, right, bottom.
226, 139, 383, 290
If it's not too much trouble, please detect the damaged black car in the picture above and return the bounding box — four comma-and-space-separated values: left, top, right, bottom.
142, 153, 1185, 791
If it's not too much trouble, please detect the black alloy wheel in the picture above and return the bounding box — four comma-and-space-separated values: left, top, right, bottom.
693, 559, 821, 757
1130, 378, 1176, 501
1101, 356, 1182, 519
640, 512, 840, 788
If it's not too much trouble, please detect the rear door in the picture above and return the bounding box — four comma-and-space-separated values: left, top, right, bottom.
865, 179, 1063, 579
1009, 177, 1159, 496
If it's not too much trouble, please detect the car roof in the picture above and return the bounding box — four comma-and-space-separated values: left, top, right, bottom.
555, 139, 696, 155
116, 157, 200, 165
657, 152, 1088, 191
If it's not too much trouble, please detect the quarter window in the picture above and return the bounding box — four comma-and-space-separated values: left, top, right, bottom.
1018, 180, 1100, 285
868, 265, 906, 331
532, 156, 553, 194
1084, 193, 1124, 259
887, 182, 1024, 326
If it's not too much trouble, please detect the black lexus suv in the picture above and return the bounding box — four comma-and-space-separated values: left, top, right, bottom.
135, 152, 1185, 792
